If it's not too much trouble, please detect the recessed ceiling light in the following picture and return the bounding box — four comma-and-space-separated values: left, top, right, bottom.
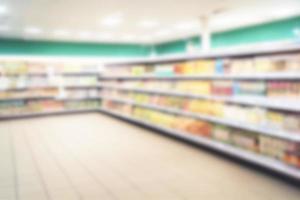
0, 5, 8, 15
24, 26, 43, 35
53, 29, 70, 37
139, 20, 159, 28
100, 13, 123, 27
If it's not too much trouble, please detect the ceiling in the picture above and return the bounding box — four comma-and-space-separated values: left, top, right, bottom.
0, 0, 300, 44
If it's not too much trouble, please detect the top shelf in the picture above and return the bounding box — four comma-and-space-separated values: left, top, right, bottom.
99, 73, 300, 80
105, 44, 300, 66
0, 72, 100, 77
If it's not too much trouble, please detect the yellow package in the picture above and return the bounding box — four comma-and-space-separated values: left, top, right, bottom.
182, 62, 196, 75
194, 60, 215, 75
254, 59, 274, 73
267, 111, 284, 129
131, 66, 145, 76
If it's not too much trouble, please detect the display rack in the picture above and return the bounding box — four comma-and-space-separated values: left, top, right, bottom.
1, 45, 299, 181
98, 85, 300, 112
0, 60, 102, 119
98, 96, 300, 142
98, 45, 300, 181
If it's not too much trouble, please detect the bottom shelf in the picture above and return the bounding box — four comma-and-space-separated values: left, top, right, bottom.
98, 108, 300, 182
0, 109, 98, 120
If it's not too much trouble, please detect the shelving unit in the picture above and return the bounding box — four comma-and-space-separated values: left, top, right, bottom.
1, 45, 299, 181
99, 108, 300, 181
98, 85, 300, 112
98, 45, 300, 181
0, 108, 98, 120
0, 60, 102, 119
98, 96, 300, 141
99, 73, 300, 80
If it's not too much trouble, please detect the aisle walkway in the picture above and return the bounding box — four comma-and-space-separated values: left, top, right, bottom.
0, 113, 299, 200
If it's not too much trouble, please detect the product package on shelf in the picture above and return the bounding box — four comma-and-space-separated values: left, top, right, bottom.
231, 130, 259, 152
28, 100, 64, 113
212, 125, 231, 143
212, 81, 233, 96
102, 100, 132, 115
0, 101, 26, 116
131, 65, 146, 76
267, 81, 300, 98
64, 100, 100, 110
233, 81, 266, 96
0, 88, 58, 99
254, 54, 300, 73
175, 80, 211, 95
27, 62, 47, 74
62, 77, 97, 87
194, 60, 215, 75
103, 66, 131, 76
154, 64, 175, 76
64, 89, 99, 99
0, 61, 28, 75
229, 59, 255, 75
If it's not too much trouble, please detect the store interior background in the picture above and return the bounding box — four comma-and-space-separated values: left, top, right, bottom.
0, 1, 300, 199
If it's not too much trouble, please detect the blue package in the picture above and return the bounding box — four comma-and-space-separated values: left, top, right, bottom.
215, 59, 224, 74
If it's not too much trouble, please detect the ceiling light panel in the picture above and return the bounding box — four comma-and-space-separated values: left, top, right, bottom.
100, 12, 123, 27
24, 26, 43, 35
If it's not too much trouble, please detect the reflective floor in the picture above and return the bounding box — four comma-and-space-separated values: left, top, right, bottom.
0, 113, 299, 200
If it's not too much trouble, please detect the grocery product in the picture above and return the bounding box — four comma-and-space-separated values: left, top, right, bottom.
230, 59, 254, 74
233, 81, 266, 96
212, 125, 231, 143
175, 80, 211, 95
194, 60, 215, 75
212, 81, 233, 96
259, 136, 287, 160
231, 131, 258, 152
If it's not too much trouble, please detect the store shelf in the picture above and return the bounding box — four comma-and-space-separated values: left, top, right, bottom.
98, 108, 300, 181
0, 96, 100, 102
0, 85, 99, 92
64, 85, 99, 89
99, 85, 300, 112
99, 96, 300, 142
0, 96, 55, 102
105, 44, 300, 66
0, 86, 58, 92
0, 108, 98, 121
0, 72, 100, 77
55, 97, 101, 101
99, 73, 300, 80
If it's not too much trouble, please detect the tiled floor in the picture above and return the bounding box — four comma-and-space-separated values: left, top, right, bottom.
0, 113, 299, 200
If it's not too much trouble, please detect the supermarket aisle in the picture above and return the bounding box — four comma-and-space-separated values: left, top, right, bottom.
0, 114, 299, 200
